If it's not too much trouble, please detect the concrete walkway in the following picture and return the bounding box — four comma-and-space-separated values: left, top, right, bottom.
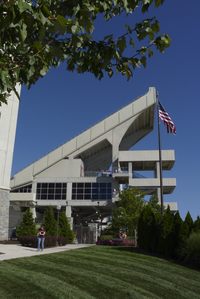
0, 244, 94, 261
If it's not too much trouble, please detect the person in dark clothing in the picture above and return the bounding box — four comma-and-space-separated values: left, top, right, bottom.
37, 225, 46, 251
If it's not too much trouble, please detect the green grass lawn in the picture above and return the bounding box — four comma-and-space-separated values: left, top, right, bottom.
0, 246, 200, 299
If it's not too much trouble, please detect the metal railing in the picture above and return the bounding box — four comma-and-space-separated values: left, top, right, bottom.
84, 171, 112, 177
84, 169, 147, 178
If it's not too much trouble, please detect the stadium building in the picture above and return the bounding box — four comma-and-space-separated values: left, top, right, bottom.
1, 87, 177, 242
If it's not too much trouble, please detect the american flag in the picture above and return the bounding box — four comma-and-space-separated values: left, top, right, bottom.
159, 102, 176, 134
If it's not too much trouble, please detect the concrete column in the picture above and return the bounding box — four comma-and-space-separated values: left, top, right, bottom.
9, 204, 23, 238
157, 188, 161, 205
0, 86, 21, 240
155, 161, 160, 179
67, 182, 72, 201
30, 207, 36, 219
106, 117, 137, 169
155, 162, 161, 204
128, 162, 132, 178
0, 190, 9, 241
66, 205, 73, 229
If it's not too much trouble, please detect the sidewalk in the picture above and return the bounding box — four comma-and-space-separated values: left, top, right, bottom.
0, 244, 94, 261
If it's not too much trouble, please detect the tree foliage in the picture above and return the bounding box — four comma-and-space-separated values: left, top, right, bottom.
183, 232, 200, 267
58, 211, 74, 243
111, 188, 144, 236
147, 193, 161, 213
16, 208, 36, 237
193, 216, 200, 232
137, 205, 158, 252
0, 0, 170, 104
43, 206, 57, 236
182, 211, 194, 238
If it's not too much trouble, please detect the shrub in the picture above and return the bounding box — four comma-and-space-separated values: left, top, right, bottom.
172, 211, 184, 258
43, 207, 57, 236
182, 212, 194, 238
137, 205, 157, 253
18, 236, 58, 248
182, 232, 200, 267
18, 236, 37, 247
58, 212, 74, 244
16, 208, 36, 237
100, 235, 114, 241
158, 206, 175, 257
193, 216, 200, 232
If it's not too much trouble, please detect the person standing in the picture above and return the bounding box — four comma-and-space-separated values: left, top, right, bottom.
37, 225, 46, 251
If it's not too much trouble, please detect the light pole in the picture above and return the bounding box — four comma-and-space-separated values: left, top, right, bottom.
97, 201, 102, 237
56, 204, 61, 246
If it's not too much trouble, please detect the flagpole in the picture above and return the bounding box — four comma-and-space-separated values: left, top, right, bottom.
156, 92, 164, 214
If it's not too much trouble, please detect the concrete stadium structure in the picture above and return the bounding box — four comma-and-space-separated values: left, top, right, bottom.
1, 87, 177, 241
0, 85, 21, 240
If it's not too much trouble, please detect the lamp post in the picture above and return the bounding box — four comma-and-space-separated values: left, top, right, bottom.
56, 204, 61, 246
97, 201, 102, 237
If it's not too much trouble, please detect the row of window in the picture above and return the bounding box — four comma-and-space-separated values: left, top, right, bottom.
72, 183, 112, 200
11, 184, 32, 193
12, 182, 112, 201
36, 183, 67, 200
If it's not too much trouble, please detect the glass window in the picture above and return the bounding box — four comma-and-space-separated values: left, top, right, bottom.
36, 182, 67, 200
48, 188, 54, 194
77, 194, 83, 200
77, 183, 83, 188
49, 183, 55, 189
85, 194, 91, 199
41, 194, 47, 200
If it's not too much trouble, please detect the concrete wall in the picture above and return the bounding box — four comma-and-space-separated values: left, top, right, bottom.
0, 85, 21, 190
118, 150, 175, 163
36, 159, 83, 179
0, 190, 9, 240
0, 86, 21, 240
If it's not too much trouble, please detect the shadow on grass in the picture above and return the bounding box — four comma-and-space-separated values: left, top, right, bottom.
109, 246, 200, 272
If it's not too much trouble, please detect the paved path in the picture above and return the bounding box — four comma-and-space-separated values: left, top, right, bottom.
0, 244, 94, 261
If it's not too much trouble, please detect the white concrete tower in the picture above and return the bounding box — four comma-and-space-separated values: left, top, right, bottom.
0, 85, 21, 240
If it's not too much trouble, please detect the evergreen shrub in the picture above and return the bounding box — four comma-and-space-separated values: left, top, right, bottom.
182, 232, 200, 267
58, 212, 74, 244
16, 208, 36, 237
43, 206, 57, 236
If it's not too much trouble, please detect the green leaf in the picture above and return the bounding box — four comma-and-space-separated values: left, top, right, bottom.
140, 56, 147, 67
148, 48, 154, 57
20, 23, 27, 42
71, 24, 78, 34
40, 65, 49, 76
18, 0, 32, 13
57, 15, 68, 28
155, 0, 164, 7
117, 37, 126, 54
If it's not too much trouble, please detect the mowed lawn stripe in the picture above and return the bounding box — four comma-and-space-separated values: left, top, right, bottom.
38, 251, 200, 299
75, 246, 199, 280
53, 247, 200, 294
0, 246, 199, 299
0, 261, 94, 299
8, 258, 156, 299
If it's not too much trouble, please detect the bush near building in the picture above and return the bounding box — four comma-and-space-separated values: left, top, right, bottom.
111, 188, 144, 236
58, 212, 74, 245
182, 232, 200, 267
137, 203, 200, 268
43, 206, 57, 237
17, 207, 74, 247
16, 208, 36, 238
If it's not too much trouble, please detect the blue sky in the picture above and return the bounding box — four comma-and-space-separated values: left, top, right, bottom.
12, 0, 200, 220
